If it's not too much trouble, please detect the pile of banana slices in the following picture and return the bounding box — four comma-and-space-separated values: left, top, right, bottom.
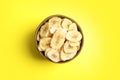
36, 16, 82, 63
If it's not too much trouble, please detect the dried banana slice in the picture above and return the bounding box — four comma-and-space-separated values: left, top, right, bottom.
77, 45, 80, 51
49, 17, 62, 34
45, 48, 60, 62
36, 32, 40, 41
50, 28, 66, 49
69, 23, 77, 31
60, 48, 77, 61
38, 43, 42, 51
39, 37, 51, 51
63, 41, 77, 53
62, 18, 72, 31
40, 23, 50, 37
45, 48, 51, 56
69, 41, 80, 47
66, 31, 82, 42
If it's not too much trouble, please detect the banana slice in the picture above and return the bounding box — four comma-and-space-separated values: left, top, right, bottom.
77, 45, 80, 51
45, 48, 51, 56
69, 41, 80, 47
62, 18, 72, 31
69, 41, 81, 50
60, 48, 77, 61
50, 28, 66, 49
63, 41, 77, 53
39, 37, 51, 51
49, 17, 62, 34
40, 22, 50, 37
45, 48, 60, 62
36, 32, 40, 41
66, 31, 82, 42
69, 23, 77, 31
38, 44, 42, 51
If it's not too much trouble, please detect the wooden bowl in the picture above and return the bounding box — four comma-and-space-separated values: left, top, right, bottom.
35, 15, 84, 63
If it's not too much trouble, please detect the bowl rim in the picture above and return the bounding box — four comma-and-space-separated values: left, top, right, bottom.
35, 14, 84, 63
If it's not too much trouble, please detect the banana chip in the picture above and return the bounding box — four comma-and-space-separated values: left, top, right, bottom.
69, 41, 80, 47
50, 28, 66, 49
66, 30, 82, 42
40, 23, 50, 37
60, 47, 77, 61
49, 17, 62, 34
39, 37, 51, 51
62, 18, 72, 31
36, 32, 40, 41
63, 41, 77, 54
45, 48, 60, 62
69, 23, 77, 31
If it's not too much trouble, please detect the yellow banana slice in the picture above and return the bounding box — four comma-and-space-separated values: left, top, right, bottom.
60, 48, 77, 61
45, 48, 51, 56
38, 43, 42, 51
62, 18, 72, 31
36, 32, 40, 41
49, 17, 62, 34
69, 41, 80, 47
66, 31, 82, 42
50, 28, 66, 49
45, 48, 60, 62
40, 23, 50, 37
39, 37, 51, 51
69, 23, 77, 31
77, 45, 80, 51
63, 41, 77, 53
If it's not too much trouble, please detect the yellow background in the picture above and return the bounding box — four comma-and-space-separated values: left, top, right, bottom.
0, 0, 120, 80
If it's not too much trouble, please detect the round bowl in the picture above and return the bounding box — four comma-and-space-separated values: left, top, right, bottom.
35, 15, 84, 63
